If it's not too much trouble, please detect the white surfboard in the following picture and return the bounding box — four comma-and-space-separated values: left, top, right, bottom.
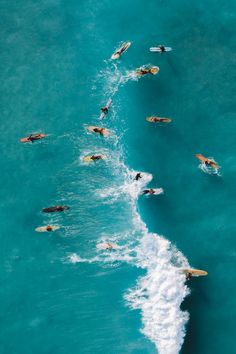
99, 98, 112, 120
150, 46, 172, 52
111, 41, 132, 60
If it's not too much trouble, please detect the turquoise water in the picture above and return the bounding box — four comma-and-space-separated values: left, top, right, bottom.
0, 0, 236, 353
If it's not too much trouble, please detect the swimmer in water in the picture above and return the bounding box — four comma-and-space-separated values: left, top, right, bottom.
42, 205, 70, 213
142, 189, 155, 195
134, 173, 142, 181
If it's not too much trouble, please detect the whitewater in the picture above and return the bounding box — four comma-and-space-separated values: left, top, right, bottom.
68, 60, 190, 354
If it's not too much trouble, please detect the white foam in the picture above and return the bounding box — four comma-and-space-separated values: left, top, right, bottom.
97, 164, 190, 353
72, 64, 190, 353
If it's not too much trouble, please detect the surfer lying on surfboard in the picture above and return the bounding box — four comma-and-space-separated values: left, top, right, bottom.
111, 41, 131, 60
135, 66, 159, 76
99, 98, 112, 120
182, 268, 208, 280
86, 126, 110, 137
83, 154, 106, 163
35, 225, 60, 232
150, 45, 172, 53
42, 205, 70, 213
96, 242, 119, 250
146, 116, 172, 123
20, 133, 47, 143
195, 154, 219, 170
142, 188, 164, 195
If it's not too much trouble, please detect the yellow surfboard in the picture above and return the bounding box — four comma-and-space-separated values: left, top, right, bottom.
182, 268, 208, 277
83, 154, 106, 163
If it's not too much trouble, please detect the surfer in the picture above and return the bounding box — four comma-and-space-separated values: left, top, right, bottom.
90, 155, 103, 161
93, 127, 105, 135
146, 116, 172, 123
134, 173, 142, 181
96, 242, 118, 250
142, 189, 156, 195
42, 205, 70, 213
46, 226, 53, 231
101, 106, 109, 115
195, 154, 219, 170
186, 272, 193, 280
159, 45, 165, 52
205, 159, 217, 168
20, 133, 47, 143
136, 66, 159, 76
111, 42, 131, 60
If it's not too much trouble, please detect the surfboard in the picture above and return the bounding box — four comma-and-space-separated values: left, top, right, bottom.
20, 134, 47, 143
86, 126, 110, 137
146, 116, 172, 123
111, 41, 132, 60
195, 154, 219, 169
83, 154, 106, 163
35, 225, 60, 232
99, 98, 112, 120
182, 268, 208, 277
150, 47, 172, 52
152, 188, 164, 195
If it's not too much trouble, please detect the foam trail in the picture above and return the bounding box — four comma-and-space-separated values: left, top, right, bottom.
75, 62, 190, 354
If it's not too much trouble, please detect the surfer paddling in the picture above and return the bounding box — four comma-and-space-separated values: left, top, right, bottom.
83, 154, 106, 163
20, 133, 47, 143
146, 116, 172, 123
99, 98, 112, 120
86, 126, 110, 137
142, 188, 164, 195
90, 155, 103, 161
195, 154, 219, 170
135, 66, 159, 76
42, 205, 70, 213
96, 242, 119, 250
150, 45, 172, 53
111, 41, 131, 60
35, 225, 60, 232
182, 268, 208, 280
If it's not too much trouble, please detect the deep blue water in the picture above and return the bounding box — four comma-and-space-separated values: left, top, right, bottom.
0, 0, 236, 353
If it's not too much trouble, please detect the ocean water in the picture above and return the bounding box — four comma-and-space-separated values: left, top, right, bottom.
0, 0, 236, 353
